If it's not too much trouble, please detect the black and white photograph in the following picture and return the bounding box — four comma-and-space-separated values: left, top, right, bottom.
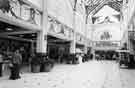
0, 0, 135, 88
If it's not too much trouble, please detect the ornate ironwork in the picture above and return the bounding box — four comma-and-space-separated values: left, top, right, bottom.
0, 0, 10, 13
0, 0, 42, 26
48, 16, 74, 40
86, 0, 123, 16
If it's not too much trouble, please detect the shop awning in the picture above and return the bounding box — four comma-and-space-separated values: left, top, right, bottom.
76, 48, 83, 53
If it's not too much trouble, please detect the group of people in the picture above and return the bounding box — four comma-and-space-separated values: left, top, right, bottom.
0, 49, 22, 80
95, 53, 118, 61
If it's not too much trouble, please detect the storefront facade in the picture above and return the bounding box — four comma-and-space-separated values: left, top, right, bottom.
0, 0, 91, 63
121, 0, 135, 53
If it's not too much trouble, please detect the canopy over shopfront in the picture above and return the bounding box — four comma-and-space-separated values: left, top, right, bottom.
76, 48, 83, 53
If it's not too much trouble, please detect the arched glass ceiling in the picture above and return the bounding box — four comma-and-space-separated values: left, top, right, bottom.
85, 0, 123, 16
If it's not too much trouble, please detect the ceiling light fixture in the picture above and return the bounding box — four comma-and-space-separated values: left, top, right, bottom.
6, 28, 13, 31
32, 34, 36, 36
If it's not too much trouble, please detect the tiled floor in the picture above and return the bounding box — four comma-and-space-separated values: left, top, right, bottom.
0, 60, 135, 88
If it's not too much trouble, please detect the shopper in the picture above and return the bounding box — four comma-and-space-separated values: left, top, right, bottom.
9, 50, 22, 80
0, 52, 3, 77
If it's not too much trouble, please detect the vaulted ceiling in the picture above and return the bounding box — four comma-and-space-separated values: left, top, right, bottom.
85, 0, 123, 16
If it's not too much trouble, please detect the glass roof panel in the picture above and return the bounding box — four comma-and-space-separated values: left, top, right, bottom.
85, 0, 123, 15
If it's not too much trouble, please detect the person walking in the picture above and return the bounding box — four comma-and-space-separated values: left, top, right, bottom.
0, 52, 3, 77
9, 49, 22, 80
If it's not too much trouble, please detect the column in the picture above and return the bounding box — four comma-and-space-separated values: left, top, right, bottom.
37, 32, 47, 53
31, 41, 35, 54
70, 9, 76, 54
84, 12, 88, 54
70, 38, 76, 54
91, 49, 95, 60
84, 45, 88, 54
36, 0, 48, 54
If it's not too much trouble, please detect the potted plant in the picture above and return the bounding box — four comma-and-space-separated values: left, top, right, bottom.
40, 53, 54, 72
31, 53, 41, 73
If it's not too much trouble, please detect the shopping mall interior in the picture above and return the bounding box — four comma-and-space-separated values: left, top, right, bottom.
1, 0, 135, 87
0, 0, 126, 63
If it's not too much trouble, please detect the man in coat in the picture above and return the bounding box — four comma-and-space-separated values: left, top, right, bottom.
9, 49, 22, 80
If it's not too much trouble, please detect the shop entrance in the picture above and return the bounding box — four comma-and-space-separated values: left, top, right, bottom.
0, 33, 37, 64
0, 21, 38, 64
95, 50, 117, 60
47, 35, 70, 63
76, 44, 84, 52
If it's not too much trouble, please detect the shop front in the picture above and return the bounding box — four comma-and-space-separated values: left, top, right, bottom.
0, 0, 45, 74
47, 36, 70, 63
128, 31, 135, 51
47, 15, 73, 64
93, 41, 120, 60
0, 0, 43, 62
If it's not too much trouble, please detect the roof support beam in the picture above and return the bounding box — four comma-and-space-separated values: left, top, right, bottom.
86, 0, 122, 16
0, 31, 37, 36
91, 0, 108, 15
0, 11, 41, 31
0, 35, 35, 42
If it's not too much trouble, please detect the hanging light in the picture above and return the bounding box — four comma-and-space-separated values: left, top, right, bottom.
5, 28, 13, 31
31, 33, 36, 37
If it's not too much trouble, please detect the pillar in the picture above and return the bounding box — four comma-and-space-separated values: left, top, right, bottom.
84, 12, 88, 54
70, 38, 76, 54
31, 41, 35, 54
36, 32, 47, 53
36, 0, 48, 54
70, 8, 76, 54
91, 49, 95, 60
84, 45, 88, 54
